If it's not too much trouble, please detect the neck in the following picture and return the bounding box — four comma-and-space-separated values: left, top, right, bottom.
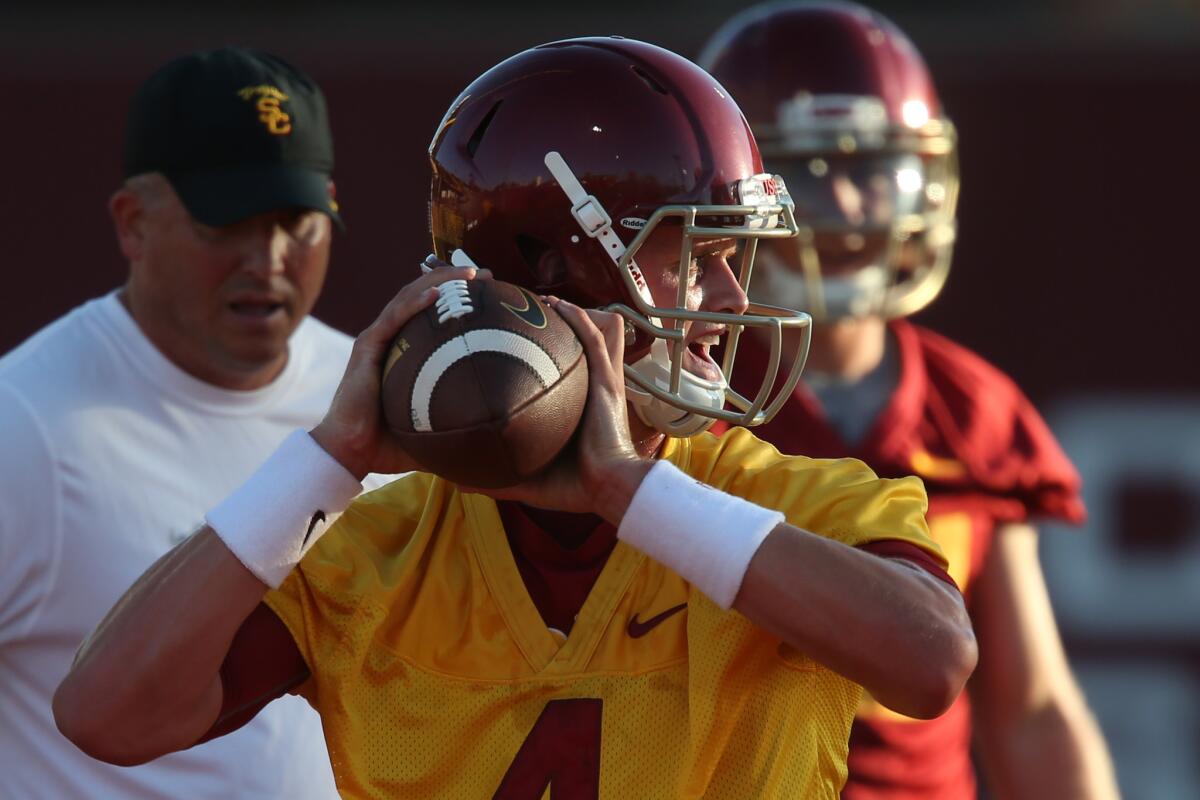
796, 316, 888, 380
118, 286, 286, 391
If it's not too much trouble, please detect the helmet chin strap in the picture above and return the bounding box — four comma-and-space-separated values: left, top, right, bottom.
544, 151, 725, 438
625, 340, 725, 437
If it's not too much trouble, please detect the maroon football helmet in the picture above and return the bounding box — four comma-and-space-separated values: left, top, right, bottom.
700, 1, 959, 321
428, 37, 810, 436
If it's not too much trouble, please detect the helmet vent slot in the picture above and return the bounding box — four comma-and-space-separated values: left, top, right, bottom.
630, 65, 668, 95
466, 101, 503, 158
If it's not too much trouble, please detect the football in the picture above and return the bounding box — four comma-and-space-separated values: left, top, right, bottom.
381, 277, 588, 488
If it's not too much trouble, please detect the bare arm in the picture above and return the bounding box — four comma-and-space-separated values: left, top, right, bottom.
736, 526, 976, 719
54, 264, 477, 765
53, 529, 266, 765
494, 299, 977, 721
970, 523, 1120, 800
591, 459, 976, 720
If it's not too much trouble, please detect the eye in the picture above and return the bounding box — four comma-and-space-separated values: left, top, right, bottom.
190, 220, 228, 242
287, 211, 327, 245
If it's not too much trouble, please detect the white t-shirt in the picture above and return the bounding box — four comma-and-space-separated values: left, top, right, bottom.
0, 292, 351, 798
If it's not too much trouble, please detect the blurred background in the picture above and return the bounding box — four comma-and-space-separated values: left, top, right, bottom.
2, 1, 1198, 796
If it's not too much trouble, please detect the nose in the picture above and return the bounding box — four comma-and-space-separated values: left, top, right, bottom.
239, 223, 289, 278
701, 253, 750, 316
829, 173, 866, 226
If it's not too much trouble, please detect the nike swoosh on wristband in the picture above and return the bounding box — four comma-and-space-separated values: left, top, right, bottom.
302, 510, 326, 548
626, 602, 687, 638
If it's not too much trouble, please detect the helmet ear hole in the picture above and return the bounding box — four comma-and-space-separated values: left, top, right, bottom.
515, 234, 565, 289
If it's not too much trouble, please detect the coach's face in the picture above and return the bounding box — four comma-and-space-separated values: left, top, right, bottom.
112, 174, 332, 390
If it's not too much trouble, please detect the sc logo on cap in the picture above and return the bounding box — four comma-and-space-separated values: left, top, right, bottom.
237, 85, 292, 136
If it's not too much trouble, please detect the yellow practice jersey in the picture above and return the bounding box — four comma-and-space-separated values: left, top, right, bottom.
264, 427, 943, 799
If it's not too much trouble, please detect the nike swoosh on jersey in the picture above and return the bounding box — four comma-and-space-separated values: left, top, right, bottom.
501, 289, 548, 329
627, 602, 687, 639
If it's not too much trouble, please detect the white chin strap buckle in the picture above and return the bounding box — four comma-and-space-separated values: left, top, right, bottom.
545, 151, 622, 247
571, 196, 612, 238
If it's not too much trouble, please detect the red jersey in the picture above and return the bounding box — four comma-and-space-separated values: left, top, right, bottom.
724, 320, 1084, 800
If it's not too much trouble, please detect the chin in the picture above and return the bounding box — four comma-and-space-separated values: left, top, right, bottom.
223, 337, 291, 374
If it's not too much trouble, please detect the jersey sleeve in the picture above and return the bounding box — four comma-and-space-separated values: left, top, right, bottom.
0, 381, 59, 647
262, 471, 439, 699
680, 428, 946, 569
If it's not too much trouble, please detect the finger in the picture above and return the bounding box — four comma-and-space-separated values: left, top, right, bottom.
423, 253, 492, 281
582, 309, 626, 368
553, 300, 624, 392
422, 253, 450, 273
360, 266, 479, 353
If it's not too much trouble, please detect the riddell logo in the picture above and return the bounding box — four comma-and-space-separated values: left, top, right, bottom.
762, 177, 778, 196
619, 217, 647, 231
627, 263, 648, 292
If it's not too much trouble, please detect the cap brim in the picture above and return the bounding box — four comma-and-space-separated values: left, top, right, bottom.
168, 164, 344, 230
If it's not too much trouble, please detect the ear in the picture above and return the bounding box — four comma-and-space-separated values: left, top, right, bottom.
109, 188, 147, 263
535, 247, 566, 287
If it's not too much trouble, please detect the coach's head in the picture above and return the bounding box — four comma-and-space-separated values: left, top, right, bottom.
110, 47, 341, 390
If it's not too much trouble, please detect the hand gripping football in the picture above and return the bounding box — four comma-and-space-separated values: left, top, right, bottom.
381, 277, 588, 488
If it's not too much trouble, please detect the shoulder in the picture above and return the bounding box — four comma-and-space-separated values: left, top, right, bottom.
899, 321, 1084, 523
0, 379, 57, 492
0, 300, 101, 389
903, 321, 1024, 405
0, 301, 116, 447
294, 471, 445, 594
673, 428, 935, 552
0, 377, 62, 636
682, 426, 879, 484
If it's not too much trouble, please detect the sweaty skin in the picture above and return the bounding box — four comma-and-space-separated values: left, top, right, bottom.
113, 174, 334, 391
53, 236, 976, 766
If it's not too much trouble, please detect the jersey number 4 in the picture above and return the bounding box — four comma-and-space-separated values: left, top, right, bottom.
493, 698, 603, 799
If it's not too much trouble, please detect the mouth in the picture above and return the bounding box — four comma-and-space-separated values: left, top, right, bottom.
228, 297, 287, 320
682, 328, 725, 383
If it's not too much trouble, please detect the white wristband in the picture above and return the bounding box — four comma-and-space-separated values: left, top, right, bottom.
206, 430, 362, 588
617, 460, 784, 609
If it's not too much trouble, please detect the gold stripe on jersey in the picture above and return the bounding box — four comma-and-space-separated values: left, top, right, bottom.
264, 427, 942, 799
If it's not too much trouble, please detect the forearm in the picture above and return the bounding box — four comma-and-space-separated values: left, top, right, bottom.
971, 523, 1120, 799
603, 459, 976, 717
54, 529, 266, 765
735, 525, 977, 718
976, 694, 1120, 800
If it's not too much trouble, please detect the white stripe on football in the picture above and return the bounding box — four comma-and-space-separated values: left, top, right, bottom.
410, 329, 562, 432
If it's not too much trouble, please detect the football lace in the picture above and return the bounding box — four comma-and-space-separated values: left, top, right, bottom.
435, 280, 474, 323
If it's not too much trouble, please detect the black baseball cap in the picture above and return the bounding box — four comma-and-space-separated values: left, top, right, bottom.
123, 46, 342, 229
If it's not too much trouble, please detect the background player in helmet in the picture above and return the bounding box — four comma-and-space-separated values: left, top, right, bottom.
700, 3, 1119, 798
55, 38, 976, 798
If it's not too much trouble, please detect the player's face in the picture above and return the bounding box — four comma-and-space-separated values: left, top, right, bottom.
764, 152, 922, 276
124, 181, 331, 389
631, 224, 748, 382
